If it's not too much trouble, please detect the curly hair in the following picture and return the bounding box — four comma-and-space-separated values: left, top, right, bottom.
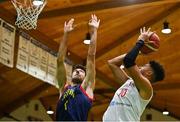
149, 60, 165, 82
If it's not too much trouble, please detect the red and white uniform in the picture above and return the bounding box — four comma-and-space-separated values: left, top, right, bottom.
103, 78, 153, 121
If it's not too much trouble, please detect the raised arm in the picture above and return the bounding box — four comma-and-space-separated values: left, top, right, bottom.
108, 54, 129, 86
81, 14, 100, 98
56, 19, 74, 96
123, 27, 153, 100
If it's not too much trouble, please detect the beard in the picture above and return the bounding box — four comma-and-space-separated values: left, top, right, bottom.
72, 77, 83, 84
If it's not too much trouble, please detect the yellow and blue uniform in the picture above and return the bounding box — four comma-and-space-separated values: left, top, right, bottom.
56, 85, 93, 121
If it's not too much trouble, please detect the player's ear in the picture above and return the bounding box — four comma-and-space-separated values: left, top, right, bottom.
146, 70, 153, 76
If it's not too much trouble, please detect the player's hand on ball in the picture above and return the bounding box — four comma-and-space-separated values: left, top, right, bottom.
138, 27, 153, 42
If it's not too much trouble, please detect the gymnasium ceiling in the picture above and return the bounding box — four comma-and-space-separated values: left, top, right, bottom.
0, 0, 180, 120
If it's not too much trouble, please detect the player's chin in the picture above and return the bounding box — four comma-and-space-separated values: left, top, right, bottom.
72, 78, 83, 84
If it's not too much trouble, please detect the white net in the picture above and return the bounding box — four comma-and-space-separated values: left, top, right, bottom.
11, 0, 46, 30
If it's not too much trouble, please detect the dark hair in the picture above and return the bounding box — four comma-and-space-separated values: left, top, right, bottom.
72, 64, 86, 74
149, 60, 165, 82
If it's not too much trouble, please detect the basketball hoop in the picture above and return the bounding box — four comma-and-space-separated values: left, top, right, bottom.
11, 0, 46, 30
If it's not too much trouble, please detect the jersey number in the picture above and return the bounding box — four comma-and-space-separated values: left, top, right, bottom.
64, 100, 68, 110
119, 88, 128, 97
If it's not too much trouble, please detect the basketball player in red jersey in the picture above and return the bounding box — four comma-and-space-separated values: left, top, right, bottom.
103, 27, 165, 121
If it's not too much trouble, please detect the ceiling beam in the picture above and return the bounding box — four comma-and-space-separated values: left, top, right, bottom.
39, 0, 167, 19
96, 3, 180, 58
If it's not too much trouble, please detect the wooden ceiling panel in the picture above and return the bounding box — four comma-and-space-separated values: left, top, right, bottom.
38, 1, 153, 39
0, 1, 15, 14
42, 3, 169, 41
40, 0, 180, 19
70, 4, 178, 59
96, 7, 180, 81
36, 85, 59, 98
0, 69, 29, 83
0, 0, 180, 120
94, 78, 112, 89
151, 90, 180, 107
0, 79, 23, 105
43, 0, 109, 12
96, 4, 179, 58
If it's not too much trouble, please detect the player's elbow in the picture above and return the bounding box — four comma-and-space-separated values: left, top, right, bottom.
107, 60, 114, 68
108, 59, 114, 65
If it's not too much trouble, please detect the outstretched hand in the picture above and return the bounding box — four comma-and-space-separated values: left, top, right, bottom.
89, 14, 100, 29
138, 27, 154, 42
64, 18, 74, 33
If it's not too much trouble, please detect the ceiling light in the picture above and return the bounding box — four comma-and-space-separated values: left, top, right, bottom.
162, 109, 169, 115
33, 0, 44, 6
120, 65, 124, 69
83, 32, 91, 45
67, 52, 70, 56
47, 107, 54, 115
161, 21, 171, 34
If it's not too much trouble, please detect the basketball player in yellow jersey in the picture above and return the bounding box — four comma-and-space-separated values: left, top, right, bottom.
56, 14, 100, 121
103, 27, 165, 121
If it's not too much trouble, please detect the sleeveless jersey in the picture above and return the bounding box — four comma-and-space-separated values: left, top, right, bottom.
56, 85, 93, 121
103, 78, 153, 121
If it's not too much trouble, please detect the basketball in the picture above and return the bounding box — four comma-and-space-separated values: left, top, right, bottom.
140, 32, 160, 54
